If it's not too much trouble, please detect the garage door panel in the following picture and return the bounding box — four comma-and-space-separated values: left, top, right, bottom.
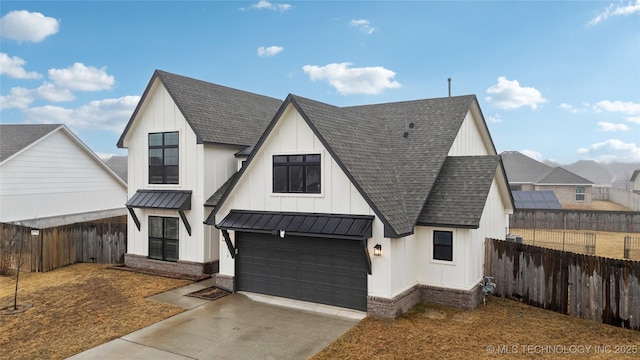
236, 232, 367, 311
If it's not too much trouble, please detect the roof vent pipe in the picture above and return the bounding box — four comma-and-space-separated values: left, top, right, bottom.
448, 78, 451, 97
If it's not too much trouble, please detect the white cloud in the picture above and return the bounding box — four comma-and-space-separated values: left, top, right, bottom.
0, 10, 59, 42
48, 63, 115, 91
597, 121, 630, 132
0, 53, 42, 79
257, 46, 284, 57
588, 0, 640, 26
23, 96, 140, 132
244, 1, 292, 11
302, 62, 401, 95
577, 139, 640, 163
0, 87, 34, 109
350, 19, 375, 34
593, 100, 640, 115
485, 77, 547, 110
488, 114, 502, 123
627, 116, 640, 124
520, 149, 543, 161
34, 82, 75, 102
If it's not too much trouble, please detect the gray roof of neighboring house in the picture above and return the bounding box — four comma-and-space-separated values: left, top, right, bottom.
537, 167, 593, 185
631, 169, 640, 182
500, 151, 552, 183
500, 151, 592, 185
105, 155, 127, 182
211, 93, 506, 236
417, 155, 503, 227
0, 124, 61, 163
117, 70, 283, 148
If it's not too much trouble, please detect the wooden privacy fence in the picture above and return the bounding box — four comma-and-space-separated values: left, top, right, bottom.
625, 236, 640, 260
0, 218, 126, 272
510, 209, 640, 233
485, 238, 640, 330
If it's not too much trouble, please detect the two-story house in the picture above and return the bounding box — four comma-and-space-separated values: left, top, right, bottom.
119, 70, 513, 317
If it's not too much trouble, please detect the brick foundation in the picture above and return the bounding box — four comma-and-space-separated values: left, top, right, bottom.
367, 282, 483, 318
124, 253, 218, 277
215, 274, 235, 292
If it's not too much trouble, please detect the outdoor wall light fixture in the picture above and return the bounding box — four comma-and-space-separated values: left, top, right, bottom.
279, 230, 286, 239
374, 244, 382, 256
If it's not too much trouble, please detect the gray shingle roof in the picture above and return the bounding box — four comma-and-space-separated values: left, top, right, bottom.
417, 156, 501, 228
501, 151, 593, 185
212, 93, 488, 237
500, 151, 552, 183
0, 124, 61, 163
118, 70, 283, 148
537, 167, 593, 184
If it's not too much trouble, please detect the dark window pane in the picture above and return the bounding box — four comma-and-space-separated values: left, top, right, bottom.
149, 133, 163, 147
164, 218, 179, 239
433, 231, 453, 261
289, 166, 304, 192
273, 155, 288, 163
306, 154, 320, 163
164, 148, 178, 165
164, 132, 178, 146
149, 167, 164, 184
165, 166, 179, 184
149, 149, 163, 165
164, 240, 179, 262
273, 166, 287, 192
149, 217, 163, 238
306, 165, 321, 193
149, 238, 163, 260
289, 155, 303, 163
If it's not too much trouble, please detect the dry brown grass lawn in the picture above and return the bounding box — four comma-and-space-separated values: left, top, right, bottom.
313, 298, 640, 360
0, 263, 191, 360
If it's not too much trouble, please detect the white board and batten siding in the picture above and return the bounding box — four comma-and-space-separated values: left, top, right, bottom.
0, 128, 126, 223
121, 80, 237, 264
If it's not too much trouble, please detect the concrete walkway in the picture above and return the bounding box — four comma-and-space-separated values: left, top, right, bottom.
67, 279, 364, 360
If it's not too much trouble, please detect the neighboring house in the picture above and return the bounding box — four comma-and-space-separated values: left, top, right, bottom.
632, 169, 640, 195
119, 70, 513, 318
501, 151, 594, 208
105, 155, 128, 182
0, 124, 128, 228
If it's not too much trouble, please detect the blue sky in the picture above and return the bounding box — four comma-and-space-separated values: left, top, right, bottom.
1, 1, 639, 164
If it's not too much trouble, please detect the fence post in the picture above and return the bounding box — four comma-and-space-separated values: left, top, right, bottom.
624, 236, 630, 259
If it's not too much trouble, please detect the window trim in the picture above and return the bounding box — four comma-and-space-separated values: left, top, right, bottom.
432, 230, 454, 262
148, 131, 179, 185
148, 216, 179, 262
270, 151, 324, 196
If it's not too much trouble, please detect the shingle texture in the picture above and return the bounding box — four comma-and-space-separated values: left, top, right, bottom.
118, 70, 282, 147
0, 124, 61, 163
501, 151, 592, 184
417, 156, 500, 228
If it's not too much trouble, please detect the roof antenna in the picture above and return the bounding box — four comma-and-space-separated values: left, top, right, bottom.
448, 78, 451, 97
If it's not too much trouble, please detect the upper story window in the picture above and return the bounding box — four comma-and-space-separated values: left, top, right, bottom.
149, 132, 178, 184
433, 230, 453, 261
576, 186, 586, 202
273, 154, 321, 193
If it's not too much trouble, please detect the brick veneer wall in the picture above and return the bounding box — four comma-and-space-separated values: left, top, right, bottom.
367, 283, 484, 318
215, 274, 235, 292
124, 253, 218, 276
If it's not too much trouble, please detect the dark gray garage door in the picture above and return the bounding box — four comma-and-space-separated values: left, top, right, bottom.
236, 232, 368, 311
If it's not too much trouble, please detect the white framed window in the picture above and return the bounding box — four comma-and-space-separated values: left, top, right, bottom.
576, 186, 586, 202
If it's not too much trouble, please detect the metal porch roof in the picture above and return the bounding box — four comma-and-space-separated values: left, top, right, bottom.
126, 190, 192, 210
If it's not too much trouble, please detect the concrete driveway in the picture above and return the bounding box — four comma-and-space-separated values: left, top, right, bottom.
67, 279, 363, 360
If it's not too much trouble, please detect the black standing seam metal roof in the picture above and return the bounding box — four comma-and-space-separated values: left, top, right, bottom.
213, 210, 374, 240
126, 190, 192, 210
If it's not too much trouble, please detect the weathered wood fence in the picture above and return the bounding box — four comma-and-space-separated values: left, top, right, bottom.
0, 217, 126, 272
485, 238, 640, 330
510, 209, 640, 233
625, 236, 640, 260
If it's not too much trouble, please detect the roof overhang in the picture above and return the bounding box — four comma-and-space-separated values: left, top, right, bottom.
126, 190, 192, 235
212, 210, 374, 241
